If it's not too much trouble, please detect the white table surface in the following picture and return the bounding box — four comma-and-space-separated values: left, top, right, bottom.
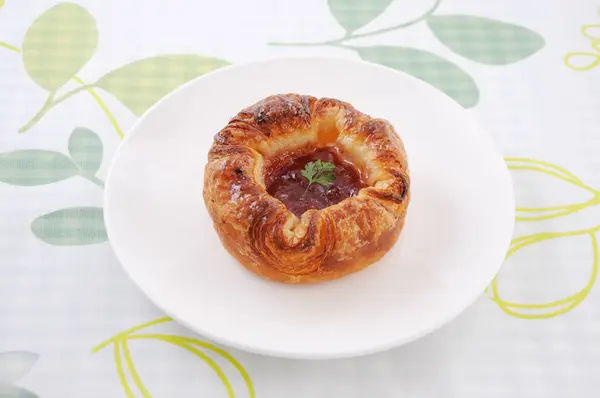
1, 0, 599, 397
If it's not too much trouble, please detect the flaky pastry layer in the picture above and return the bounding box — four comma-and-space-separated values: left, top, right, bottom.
203, 94, 410, 283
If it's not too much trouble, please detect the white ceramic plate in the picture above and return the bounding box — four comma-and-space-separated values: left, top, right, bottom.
105, 57, 514, 359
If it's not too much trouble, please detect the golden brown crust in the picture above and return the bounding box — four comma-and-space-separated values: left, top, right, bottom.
203, 94, 410, 283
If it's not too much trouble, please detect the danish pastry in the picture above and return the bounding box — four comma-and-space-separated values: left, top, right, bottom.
203, 94, 410, 283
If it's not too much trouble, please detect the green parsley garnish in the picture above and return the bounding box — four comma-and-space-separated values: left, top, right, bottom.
301, 160, 336, 193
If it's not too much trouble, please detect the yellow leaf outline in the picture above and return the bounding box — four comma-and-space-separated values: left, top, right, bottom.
130, 333, 254, 397
505, 158, 600, 221
564, 51, 600, 71
93, 317, 255, 398
114, 342, 136, 398
489, 226, 600, 319
125, 335, 235, 398
581, 23, 600, 40
564, 9, 600, 71
121, 340, 151, 398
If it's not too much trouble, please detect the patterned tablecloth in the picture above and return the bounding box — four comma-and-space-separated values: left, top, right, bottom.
1, 0, 599, 396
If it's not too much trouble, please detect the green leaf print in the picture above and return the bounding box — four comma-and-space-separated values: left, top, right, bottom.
95, 55, 230, 116
22, 3, 98, 91
0, 385, 39, 398
0, 351, 40, 398
0, 150, 79, 186
0, 352, 39, 384
356, 45, 479, 107
426, 15, 545, 65
31, 207, 107, 246
68, 127, 103, 174
328, 0, 394, 34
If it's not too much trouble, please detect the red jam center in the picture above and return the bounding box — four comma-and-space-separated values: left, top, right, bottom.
266, 148, 367, 217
